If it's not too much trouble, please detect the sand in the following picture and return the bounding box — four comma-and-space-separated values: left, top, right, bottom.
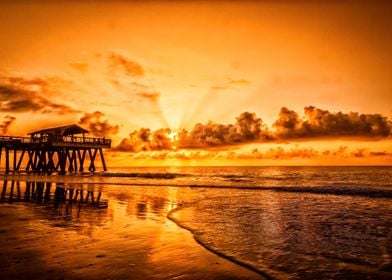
0, 181, 264, 280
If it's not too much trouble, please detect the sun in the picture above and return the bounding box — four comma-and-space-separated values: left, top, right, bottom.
167, 131, 178, 149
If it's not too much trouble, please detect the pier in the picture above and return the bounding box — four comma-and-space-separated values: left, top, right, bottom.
0, 124, 111, 174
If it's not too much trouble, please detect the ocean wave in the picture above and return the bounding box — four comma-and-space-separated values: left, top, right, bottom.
272, 186, 392, 197
97, 172, 190, 179
2, 172, 392, 198
167, 204, 276, 280
185, 185, 392, 198
167, 189, 392, 280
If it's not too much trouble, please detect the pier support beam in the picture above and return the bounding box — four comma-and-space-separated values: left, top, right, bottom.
16, 150, 25, 171
88, 149, 98, 172
99, 148, 107, 171
5, 148, 10, 174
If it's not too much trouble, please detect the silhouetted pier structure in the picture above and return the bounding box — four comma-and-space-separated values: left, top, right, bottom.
0, 124, 111, 174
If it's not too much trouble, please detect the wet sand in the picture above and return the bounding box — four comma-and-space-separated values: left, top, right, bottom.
0, 181, 264, 280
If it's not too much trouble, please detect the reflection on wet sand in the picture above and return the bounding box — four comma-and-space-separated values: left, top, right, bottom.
1, 180, 107, 206
1, 180, 108, 220
0, 180, 262, 280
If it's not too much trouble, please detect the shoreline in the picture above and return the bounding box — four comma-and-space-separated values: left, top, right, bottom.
168, 203, 273, 280
0, 179, 265, 280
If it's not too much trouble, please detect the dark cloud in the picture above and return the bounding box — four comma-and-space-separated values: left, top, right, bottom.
352, 148, 367, 158
78, 111, 119, 137
0, 75, 79, 114
177, 112, 271, 149
6, 76, 49, 87
113, 128, 172, 152
273, 106, 392, 139
137, 92, 160, 102
114, 128, 150, 152
321, 146, 349, 158
338, 148, 392, 158
369, 151, 392, 157
331, 146, 348, 157
109, 53, 144, 77
272, 107, 302, 138
0, 115, 16, 135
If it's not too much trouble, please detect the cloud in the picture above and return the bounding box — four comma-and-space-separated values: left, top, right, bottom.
0, 115, 16, 135
114, 146, 349, 161
210, 77, 251, 91
370, 151, 392, 157
351, 148, 367, 158
105, 55, 168, 128
114, 128, 173, 152
322, 147, 392, 159
69, 62, 89, 73
137, 92, 160, 102
114, 145, 392, 162
177, 112, 271, 149
210, 85, 229, 91
0, 75, 79, 114
109, 53, 144, 77
228, 78, 250, 85
226, 147, 319, 160
78, 111, 119, 137
273, 106, 392, 139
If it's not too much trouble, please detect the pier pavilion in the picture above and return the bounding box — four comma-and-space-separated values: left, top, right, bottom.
0, 124, 111, 174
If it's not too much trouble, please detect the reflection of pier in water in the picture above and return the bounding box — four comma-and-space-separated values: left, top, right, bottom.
1, 180, 108, 210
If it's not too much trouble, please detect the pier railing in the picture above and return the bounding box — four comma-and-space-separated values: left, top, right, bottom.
0, 135, 111, 148
0, 136, 31, 144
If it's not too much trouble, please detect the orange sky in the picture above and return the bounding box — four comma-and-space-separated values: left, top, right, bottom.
0, 0, 391, 166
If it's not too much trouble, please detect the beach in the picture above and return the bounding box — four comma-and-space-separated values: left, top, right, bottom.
0, 166, 391, 279
0, 180, 263, 280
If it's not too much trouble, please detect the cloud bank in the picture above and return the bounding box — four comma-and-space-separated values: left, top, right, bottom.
116, 146, 392, 162
273, 106, 391, 139
115, 106, 392, 152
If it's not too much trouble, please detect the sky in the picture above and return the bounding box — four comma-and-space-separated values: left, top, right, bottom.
0, 0, 391, 166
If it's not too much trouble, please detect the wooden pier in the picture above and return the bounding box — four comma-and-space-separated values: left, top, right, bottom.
0, 124, 111, 174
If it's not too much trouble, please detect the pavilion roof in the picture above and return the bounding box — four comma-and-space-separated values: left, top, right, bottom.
28, 124, 88, 136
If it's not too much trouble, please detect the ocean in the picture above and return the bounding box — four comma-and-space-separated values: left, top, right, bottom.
1, 166, 391, 279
